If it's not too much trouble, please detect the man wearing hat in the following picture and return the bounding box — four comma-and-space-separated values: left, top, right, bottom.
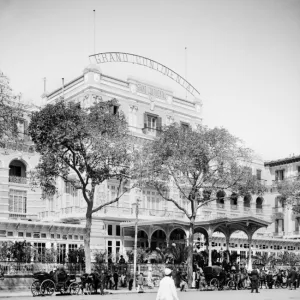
156, 268, 179, 300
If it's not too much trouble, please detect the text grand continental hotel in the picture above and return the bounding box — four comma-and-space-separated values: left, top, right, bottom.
0, 62, 300, 264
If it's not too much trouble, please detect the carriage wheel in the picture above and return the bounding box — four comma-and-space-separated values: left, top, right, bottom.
31, 280, 41, 297
69, 282, 80, 295
41, 279, 56, 296
227, 280, 235, 290
281, 282, 287, 289
210, 278, 219, 290
198, 281, 206, 291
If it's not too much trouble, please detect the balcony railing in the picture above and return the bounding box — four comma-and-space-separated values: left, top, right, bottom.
272, 207, 285, 213
231, 205, 238, 210
9, 213, 37, 220
293, 230, 300, 235
216, 203, 225, 209
9, 176, 28, 184
244, 206, 251, 212
256, 208, 263, 214
273, 231, 285, 237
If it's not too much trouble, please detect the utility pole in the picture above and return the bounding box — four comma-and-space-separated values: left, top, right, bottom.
133, 193, 141, 290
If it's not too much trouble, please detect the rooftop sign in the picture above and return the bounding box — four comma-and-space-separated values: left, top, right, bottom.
89, 52, 200, 98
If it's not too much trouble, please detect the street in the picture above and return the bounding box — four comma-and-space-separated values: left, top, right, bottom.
0, 289, 299, 300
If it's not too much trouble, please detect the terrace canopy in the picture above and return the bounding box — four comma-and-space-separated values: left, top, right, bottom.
120, 216, 270, 267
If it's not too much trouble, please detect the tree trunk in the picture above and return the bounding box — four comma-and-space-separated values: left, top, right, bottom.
85, 209, 92, 274
187, 218, 195, 288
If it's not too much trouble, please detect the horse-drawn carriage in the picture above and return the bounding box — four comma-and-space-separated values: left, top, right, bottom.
31, 270, 79, 296
199, 266, 223, 290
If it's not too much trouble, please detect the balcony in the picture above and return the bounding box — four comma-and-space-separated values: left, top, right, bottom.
256, 208, 263, 214
272, 207, 285, 213
273, 231, 285, 237
9, 176, 28, 184
9, 213, 37, 220
216, 203, 225, 209
293, 230, 300, 235
244, 206, 251, 212
231, 205, 238, 210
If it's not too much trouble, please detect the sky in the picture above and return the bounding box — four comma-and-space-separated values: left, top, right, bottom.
0, 0, 299, 161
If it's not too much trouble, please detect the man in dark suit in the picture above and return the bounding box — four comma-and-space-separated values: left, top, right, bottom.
288, 267, 298, 290
250, 268, 259, 293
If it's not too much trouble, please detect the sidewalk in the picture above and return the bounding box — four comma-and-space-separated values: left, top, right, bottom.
0, 287, 160, 298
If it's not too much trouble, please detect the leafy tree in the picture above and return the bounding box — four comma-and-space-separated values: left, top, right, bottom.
252, 252, 276, 268
276, 177, 300, 213
276, 251, 300, 267
135, 123, 264, 286
0, 70, 22, 140
28, 99, 132, 272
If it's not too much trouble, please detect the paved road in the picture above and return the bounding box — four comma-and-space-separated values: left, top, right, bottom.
0, 289, 299, 300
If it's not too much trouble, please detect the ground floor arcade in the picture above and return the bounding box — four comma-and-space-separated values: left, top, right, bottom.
121, 216, 272, 267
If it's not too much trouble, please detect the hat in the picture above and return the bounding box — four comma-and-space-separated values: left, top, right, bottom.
165, 268, 172, 276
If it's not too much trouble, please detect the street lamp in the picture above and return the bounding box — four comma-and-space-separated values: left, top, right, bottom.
132, 190, 141, 290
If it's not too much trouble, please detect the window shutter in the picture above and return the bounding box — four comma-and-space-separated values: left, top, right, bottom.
156, 117, 162, 137
275, 171, 278, 181
24, 120, 29, 141
157, 116, 162, 131
143, 113, 147, 129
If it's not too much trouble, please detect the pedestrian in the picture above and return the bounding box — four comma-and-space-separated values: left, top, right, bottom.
266, 271, 274, 289
99, 270, 106, 295
119, 255, 126, 264
179, 272, 188, 292
137, 273, 144, 293
250, 268, 259, 293
288, 267, 297, 290
156, 268, 179, 300
128, 274, 133, 291
113, 270, 119, 290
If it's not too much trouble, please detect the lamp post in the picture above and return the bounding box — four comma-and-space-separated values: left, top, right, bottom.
132, 191, 141, 290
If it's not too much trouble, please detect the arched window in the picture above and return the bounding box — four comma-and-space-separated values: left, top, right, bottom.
230, 193, 238, 206
243, 194, 252, 209
256, 197, 263, 209
216, 190, 226, 205
9, 160, 27, 184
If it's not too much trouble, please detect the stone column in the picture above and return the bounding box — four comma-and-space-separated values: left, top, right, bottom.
247, 236, 252, 270
208, 238, 212, 267
226, 235, 230, 262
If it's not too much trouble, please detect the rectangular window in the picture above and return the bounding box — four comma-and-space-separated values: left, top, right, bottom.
116, 241, 120, 254
50, 234, 55, 239
108, 240, 112, 254
275, 170, 285, 181
65, 182, 78, 197
34, 242, 46, 262
18, 232, 24, 237
116, 225, 121, 236
74, 235, 78, 240
80, 235, 84, 240
57, 244, 66, 264
26, 232, 32, 238
62, 235, 67, 240
68, 235, 72, 240
9, 189, 27, 213
33, 232, 40, 239
256, 169, 262, 180
240, 251, 246, 259
143, 113, 162, 136
108, 225, 113, 236
7, 232, 13, 237
180, 122, 189, 132
57, 234, 61, 239
41, 233, 46, 238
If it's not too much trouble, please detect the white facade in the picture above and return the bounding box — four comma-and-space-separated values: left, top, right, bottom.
0, 64, 299, 263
